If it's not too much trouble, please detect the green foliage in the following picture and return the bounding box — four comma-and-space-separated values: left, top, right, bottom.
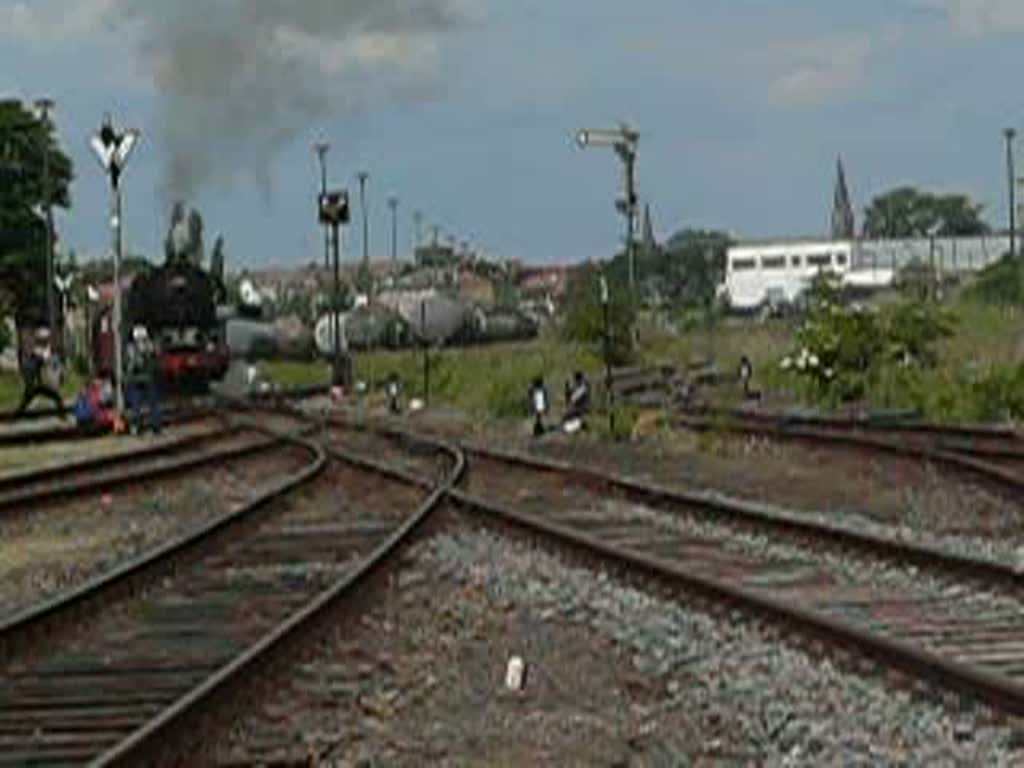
0, 100, 74, 318
77, 255, 153, 286
963, 255, 1024, 306
601, 228, 730, 310
782, 274, 953, 405
863, 186, 989, 238
561, 262, 638, 365
894, 259, 936, 303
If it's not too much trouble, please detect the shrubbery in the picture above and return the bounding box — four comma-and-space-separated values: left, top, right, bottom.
560, 263, 638, 366
781, 274, 953, 405
964, 255, 1024, 306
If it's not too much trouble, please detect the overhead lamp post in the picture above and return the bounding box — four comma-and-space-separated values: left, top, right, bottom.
34, 98, 57, 344
388, 195, 399, 268
1005, 128, 1017, 259
313, 142, 330, 269
576, 124, 640, 290
89, 114, 140, 418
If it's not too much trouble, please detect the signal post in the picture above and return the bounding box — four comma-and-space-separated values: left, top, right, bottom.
319, 190, 353, 388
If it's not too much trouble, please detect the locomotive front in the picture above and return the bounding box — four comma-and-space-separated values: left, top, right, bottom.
132, 264, 230, 388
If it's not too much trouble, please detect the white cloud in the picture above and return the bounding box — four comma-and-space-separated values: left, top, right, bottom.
917, 0, 1024, 36
766, 35, 875, 107
272, 25, 441, 78
0, 0, 122, 47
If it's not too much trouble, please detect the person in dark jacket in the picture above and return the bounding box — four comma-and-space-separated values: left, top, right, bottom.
14, 328, 66, 418
565, 371, 591, 421
124, 325, 163, 435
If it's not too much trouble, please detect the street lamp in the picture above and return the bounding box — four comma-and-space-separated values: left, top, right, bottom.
388, 195, 399, 268
1005, 128, 1017, 259
34, 98, 57, 344
576, 124, 640, 290
313, 142, 330, 270
89, 114, 140, 418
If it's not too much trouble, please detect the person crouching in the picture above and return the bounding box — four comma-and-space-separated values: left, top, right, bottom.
74, 378, 116, 432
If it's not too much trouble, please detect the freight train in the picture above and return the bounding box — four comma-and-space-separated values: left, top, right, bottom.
91, 261, 230, 390
312, 295, 538, 356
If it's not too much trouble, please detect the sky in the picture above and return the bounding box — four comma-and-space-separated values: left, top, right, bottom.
2, 0, 1023, 269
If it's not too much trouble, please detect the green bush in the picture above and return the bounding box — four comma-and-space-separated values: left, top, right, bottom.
964, 255, 1024, 306
561, 263, 638, 366
781, 273, 954, 406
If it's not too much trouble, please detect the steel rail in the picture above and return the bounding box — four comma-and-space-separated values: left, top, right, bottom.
0, 425, 284, 516
445, 486, 1024, 717
0, 422, 324, 669
676, 412, 1024, 495
91, 417, 464, 767
315, 412, 1024, 718
0, 420, 231, 494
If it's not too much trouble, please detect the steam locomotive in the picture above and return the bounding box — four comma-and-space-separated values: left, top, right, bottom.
91, 262, 230, 390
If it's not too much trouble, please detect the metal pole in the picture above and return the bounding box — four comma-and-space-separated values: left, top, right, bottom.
357, 171, 369, 272
1005, 128, 1017, 259
314, 143, 330, 270
600, 276, 613, 435
414, 210, 423, 250
112, 183, 125, 416
421, 299, 429, 405
624, 149, 637, 291
36, 99, 56, 344
388, 196, 398, 267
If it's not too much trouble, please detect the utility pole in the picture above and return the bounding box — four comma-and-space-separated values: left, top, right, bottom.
600, 275, 613, 436
388, 196, 399, 268
1005, 128, 1017, 259
357, 171, 370, 282
89, 115, 140, 419
313, 142, 330, 270
35, 98, 56, 345
413, 210, 423, 250
576, 124, 640, 290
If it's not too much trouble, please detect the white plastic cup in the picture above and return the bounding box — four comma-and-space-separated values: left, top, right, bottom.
505, 655, 526, 691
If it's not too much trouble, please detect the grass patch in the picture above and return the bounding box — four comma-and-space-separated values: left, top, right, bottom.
0, 370, 86, 412
256, 294, 1024, 428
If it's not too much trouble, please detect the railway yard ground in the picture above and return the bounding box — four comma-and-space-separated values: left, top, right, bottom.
2, 392, 1024, 764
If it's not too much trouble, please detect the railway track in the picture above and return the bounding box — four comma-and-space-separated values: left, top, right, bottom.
319, 412, 1024, 722
608, 365, 1024, 487
677, 405, 1024, 495
0, 385, 330, 448
0, 411, 464, 766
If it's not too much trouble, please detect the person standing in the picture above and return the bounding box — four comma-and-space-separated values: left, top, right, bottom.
14, 328, 66, 418
529, 376, 549, 437
124, 326, 163, 436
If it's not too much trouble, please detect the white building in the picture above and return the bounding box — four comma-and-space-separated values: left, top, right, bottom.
721, 234, 1010, 311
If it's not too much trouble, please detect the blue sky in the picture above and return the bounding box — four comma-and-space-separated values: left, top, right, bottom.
2, 0, 1022, 268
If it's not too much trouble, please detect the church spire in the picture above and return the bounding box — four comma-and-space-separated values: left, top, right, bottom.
831, 156, 855, 239
642, 203, 656, 251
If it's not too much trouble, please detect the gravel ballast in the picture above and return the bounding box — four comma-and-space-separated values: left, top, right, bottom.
213, 525, 1024, 766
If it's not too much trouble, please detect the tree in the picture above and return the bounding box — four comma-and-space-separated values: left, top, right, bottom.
862, 187, 989, 238
561, 262, 637, 365
0, 100, 74, 320
662, 229, 730, 309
